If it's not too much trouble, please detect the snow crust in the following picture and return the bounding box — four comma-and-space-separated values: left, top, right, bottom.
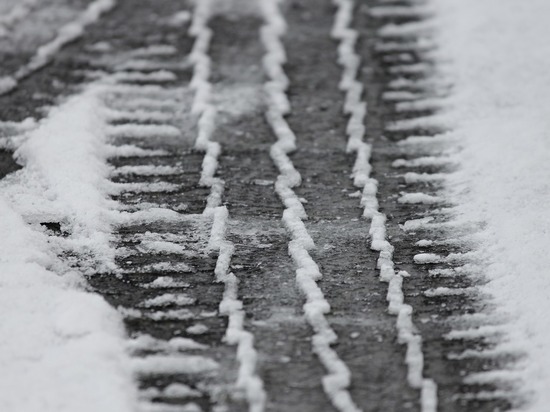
432, 0, 550, 408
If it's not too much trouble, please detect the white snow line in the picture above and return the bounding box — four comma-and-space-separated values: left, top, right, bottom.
188, 4, 265, 411
138, 382, 202, 400
392, 155, 457, 168
377, 21, 434, 38
374, 40, 435, 53
331, 1, 437, 410
383, 90, 426, 101
0, 0, 117, 95
105, 108, 175, 123
108, 182, 180, 194
116, 59, 191, 72
106, 96, 180, 111
138, 402, 202, 412
119, 307, 194, 321
395, 98, 446, 113
386, 114, 447, 132
261, 2, 361, 411
403, 172, 447, 184
388, 63, 434, 76
188, 0, 223, 213
130, 45, 178, 58
131, 355, 219, 375
398, 192, 443, 204
112, 70, 178, 83
444, 325, 508, 341
462, 370, 523, 386
107, 124, 181, 140
105, 144, 169, 158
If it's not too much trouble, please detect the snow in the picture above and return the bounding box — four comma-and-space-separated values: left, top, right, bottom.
0, 140, 135, 412
3, 85, 117, 273
188, 3, 266, 409
127, 262, 193, 274
403, 172, 446, 184
108, 124, 181, 139
105, 144, 169, 158
186, 324, 209, 335
105, 108, 174, 123
140, 383, 202, 400
432, 0, 550, 408
368, 6, 433, 19
121, 308, 194, 321
332, 2, 436, 408
113, 70, 177, 83
398, 193, 442, 205
131, 355, 219, 375
141, 277, 191, 289
138, 294, 196, 308
130, 45, 178, 57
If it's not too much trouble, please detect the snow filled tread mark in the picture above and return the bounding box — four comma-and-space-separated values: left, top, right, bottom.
331, 1, 437, 410
260, 1, 363, 411
188, 2, 267, 410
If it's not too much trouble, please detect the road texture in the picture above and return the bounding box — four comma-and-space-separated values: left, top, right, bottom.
0, 0, 520, 411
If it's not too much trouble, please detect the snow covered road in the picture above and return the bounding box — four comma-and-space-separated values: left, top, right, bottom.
0, 0, 548, 411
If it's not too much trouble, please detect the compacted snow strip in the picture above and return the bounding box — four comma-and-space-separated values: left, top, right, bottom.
431, 0, 550, 409
261, 2, 361, 411
0, 0, 117, 95
188, 3, 266, 411
0, 85, 137, 411
331, 1, 437, 410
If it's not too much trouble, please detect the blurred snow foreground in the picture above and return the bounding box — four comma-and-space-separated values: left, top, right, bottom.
0, 85, 137, 411
433, 0, 550, 410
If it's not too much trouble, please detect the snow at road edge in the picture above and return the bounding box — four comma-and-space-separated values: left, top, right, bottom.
434, 0, 550, 409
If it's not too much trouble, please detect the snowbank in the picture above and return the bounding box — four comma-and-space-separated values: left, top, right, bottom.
0, 85, 136, 411
433, 1, 550, 409
0, 200, 136, 412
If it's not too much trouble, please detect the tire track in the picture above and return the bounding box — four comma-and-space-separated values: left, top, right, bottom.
260, 1, 362, 411
208, 8, 331, 412
358, 1, 519, 410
